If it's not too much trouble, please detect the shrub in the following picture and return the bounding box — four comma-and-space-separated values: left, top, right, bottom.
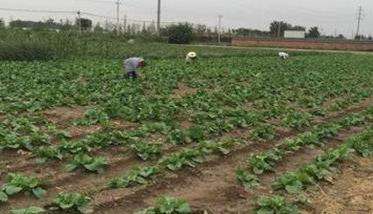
0, 41, 56, 61
162, 23, 194, 44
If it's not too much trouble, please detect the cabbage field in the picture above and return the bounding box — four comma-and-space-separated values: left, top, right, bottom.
0, 45, 372, 214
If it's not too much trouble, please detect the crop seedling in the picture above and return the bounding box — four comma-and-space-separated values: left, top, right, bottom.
131, 142, 161, 161
141, 122, 170, 134
52, 192, 92, 214
349, 129, 373, 157
73, 108, 109, 126
166, 129, 186, 145
160, 149, 204, 171
236, 169, 260, 190
251, 124, 276, 141
198, 140, 234, 156
1, 173, 46, 200
58, 140, 91, 155
249, 148, 285, 174
109, 166, 159, 188
282, 111, 311, 130
34, 146, 63, 163
65, 153, 108, 173
10, 206, 45, 214
186, 126, 205, 142
272, 139, 358, 194
340, 114, 366, 128
254, 195, 298, 214
136, 196, 191, 214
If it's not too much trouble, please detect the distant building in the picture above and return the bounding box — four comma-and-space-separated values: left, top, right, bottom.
284, 30, 305, 39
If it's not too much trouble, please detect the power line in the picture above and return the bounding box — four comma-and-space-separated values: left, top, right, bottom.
0, 7, 75, 14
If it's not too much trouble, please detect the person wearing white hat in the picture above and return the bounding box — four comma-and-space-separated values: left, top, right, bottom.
279, 52, 289, 60
123, 57, 145, 79
186, 52, 197, 63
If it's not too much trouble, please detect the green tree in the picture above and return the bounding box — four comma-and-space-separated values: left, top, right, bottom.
0, 19, 5, 29
307, 26, 320, 38
161, 23, 194, 44
269, 21, 292, 37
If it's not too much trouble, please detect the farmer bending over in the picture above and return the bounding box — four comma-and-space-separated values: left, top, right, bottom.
123, 57, 145, 78
278, 52, 289, 60
185, 52, 197, 63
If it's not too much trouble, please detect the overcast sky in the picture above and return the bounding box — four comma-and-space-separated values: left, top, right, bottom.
1, 0, 372, 38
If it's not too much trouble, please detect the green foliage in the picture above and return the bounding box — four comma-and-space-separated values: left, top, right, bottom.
34, 146, 63, 163
255, 195, 298, 214
53, 192, 92, 214
348, 129, 373, 157
314, 123, 341, 139
137, 196, 191, 214
109, 166, 159, 188
131, 142, 162, 161
307, 26, 320, 38
0, 34, 372, 213
282, 111, 311, 130
340, 114, 366, 128
162, 23, 194, 44
186, 126, 205, 142
251, 124, 276, 141
236, 169, 260, 190
0, 41, 56, 61
273, 142, 353, 194
249, 148, 285, 174
160, 149, 204, 171
1, 173, 46, 199
166, 129, 186, 145
11, 206, 45, 214
142, 122, 170, 134
0, 191, 8, 202
58, 141, 91, 155
198, 140, 234, 155
65, 154, 108, 173
74, 108, 109, 126
0, 116, 51, 151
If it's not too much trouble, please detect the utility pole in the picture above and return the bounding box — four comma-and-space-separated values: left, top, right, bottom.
157, 0, 161, 34
123, 15, 127, 33
77, 10, 81, 33
355, 5, 363, 40
115, 0, 121, 35
218, 15, 223, 43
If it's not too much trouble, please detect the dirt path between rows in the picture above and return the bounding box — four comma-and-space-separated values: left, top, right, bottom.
301, 154, 373, 214
97, 123, 368, 214
0, 98, 371, 213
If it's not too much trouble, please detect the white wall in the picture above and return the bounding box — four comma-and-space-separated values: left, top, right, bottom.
284, 30, 305, 39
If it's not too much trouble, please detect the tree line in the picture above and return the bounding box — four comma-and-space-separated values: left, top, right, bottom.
1, 18, 372, 42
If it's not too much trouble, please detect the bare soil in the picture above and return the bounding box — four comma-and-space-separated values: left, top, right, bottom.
43, 106, 88, 125
0, 99, 371, 213
301, 155, 373, 214
95, 125, 367, 214
171, 83, 198, 99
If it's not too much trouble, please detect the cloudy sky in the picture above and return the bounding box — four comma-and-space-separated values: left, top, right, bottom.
1, 0, 372, 38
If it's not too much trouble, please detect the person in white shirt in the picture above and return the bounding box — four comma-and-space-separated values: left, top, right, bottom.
279, 52, 289, 60
186, 52, 197, 63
